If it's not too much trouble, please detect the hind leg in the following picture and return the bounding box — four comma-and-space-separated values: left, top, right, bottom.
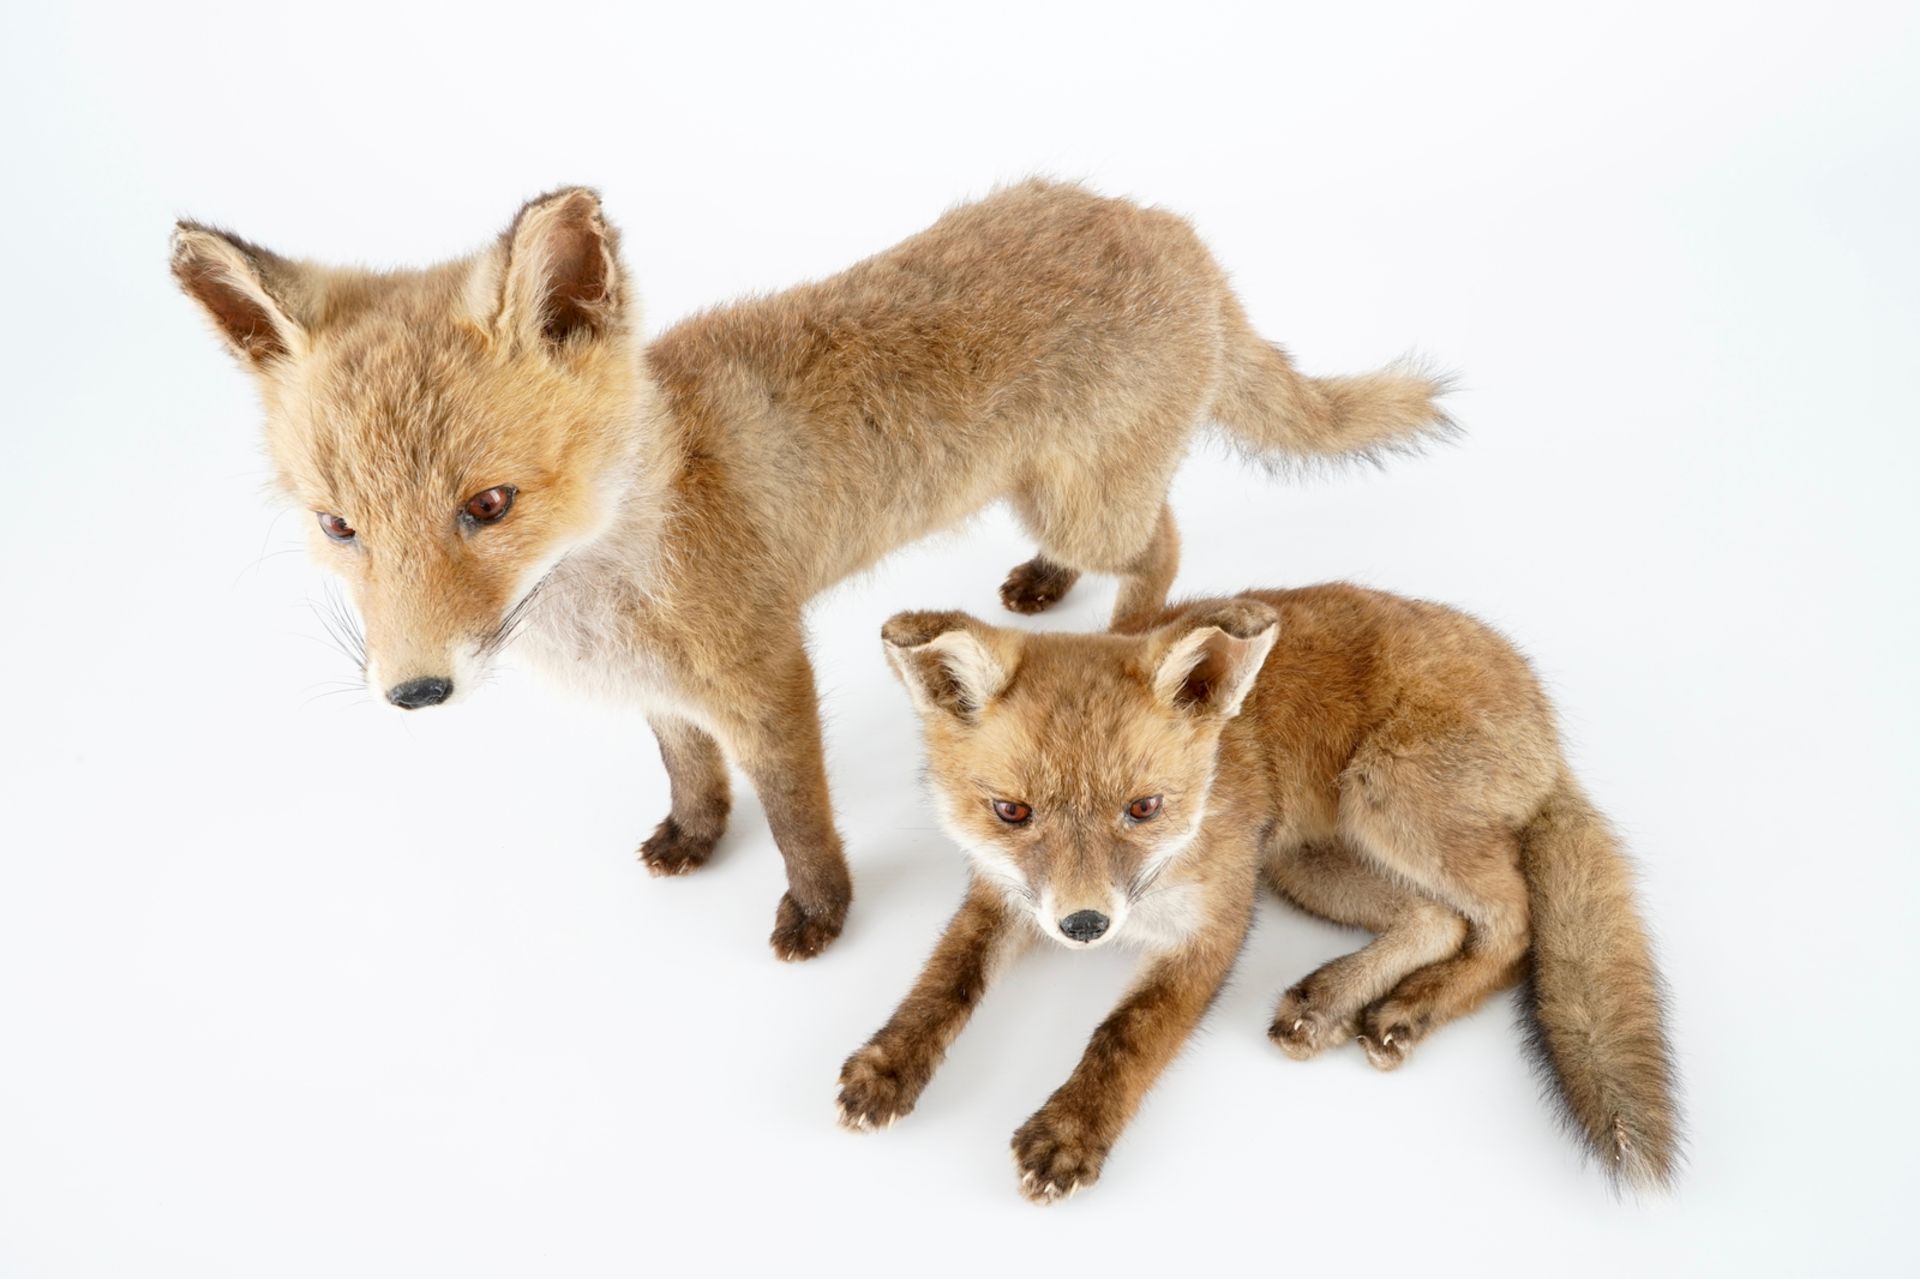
1353, 850, 1530, 1071
1340, 789, 1532, 1068
1265, 840, 1468, 1060
1108, 503, 1180, 633
1004, 397, 1190, 629
1008, 477, 1181, 633
1336, 707, 1541, 1068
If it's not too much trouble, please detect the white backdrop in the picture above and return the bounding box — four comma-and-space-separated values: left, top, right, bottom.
2, 2, 1915, 1275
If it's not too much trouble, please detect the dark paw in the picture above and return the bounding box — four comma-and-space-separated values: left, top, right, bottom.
999, 558, 1080, 615
770, 890, 846, 961
638, 816, 720, 877
837, 1040, 926, 1131
1011, 1106, 1108, 1205
1357, 1001, 1425, 1071
1268, 987, 1355, 1061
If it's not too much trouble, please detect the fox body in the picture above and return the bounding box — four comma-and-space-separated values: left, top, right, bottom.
842, 586, 1678, 1202
171, 180, 1448, 959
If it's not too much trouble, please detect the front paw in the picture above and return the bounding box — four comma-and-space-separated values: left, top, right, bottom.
638, 816, 719, 877
770, 890, 847, 962
1011, 1106, 1108, 1205
837, 1041, 928, 1132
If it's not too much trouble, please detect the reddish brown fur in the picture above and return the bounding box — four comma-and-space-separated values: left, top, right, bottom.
849, 586, 1678, 1200
171, 181, 1448, 959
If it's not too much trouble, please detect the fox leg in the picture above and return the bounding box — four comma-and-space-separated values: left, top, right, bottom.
1264, 840, 1468, 1060
713, 637, 855, 961
1338, 793, 1531, 1067
1108, 503, 1181, 633
1334, 712, 1537, 1068
1007, 488, 1182, 633
1011, 912, 1246, 1204
638, 715, 731, 876
1004, 412, 1188, 630
838, 881, 1029, 1130
1352, 836, 1530, 1071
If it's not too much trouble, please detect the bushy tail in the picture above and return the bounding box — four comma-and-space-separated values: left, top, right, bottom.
1210, 299, 1454, 461
1520, 774, 1682, 1191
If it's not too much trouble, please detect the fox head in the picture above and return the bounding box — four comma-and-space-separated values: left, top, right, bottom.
883, 601, 1278, 949
171, 188, 652, 707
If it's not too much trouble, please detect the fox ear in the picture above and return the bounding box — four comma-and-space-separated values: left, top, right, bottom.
490, 187, 624, 350
1150, 600, 1279, 719
170, 223, 306, 368
882, 611, 1015, 722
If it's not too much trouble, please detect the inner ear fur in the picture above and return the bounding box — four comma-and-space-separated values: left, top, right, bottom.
494, 186, 623, 349
1150, 599, 1280, 718
882, 611, 1018, 721
170, 223, 305, 366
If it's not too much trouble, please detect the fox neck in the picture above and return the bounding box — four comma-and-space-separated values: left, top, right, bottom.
594, 374, 684, 582
503, 373, 680, 649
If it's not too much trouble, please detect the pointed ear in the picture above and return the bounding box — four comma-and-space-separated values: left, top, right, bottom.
489, 187, 624, 350
170, 223, 305, 367
882, 611, 1017, 722
1149, 599, 1279, 719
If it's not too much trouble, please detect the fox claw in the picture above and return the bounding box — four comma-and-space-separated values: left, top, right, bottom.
837, 1041, 924, 1132
1270, 988, 1354, 1060
1358, 997, 1425, 1071
1011, 1107, 1105, 1205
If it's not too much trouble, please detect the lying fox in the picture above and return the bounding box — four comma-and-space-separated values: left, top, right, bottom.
171, 180, 1448, 959
840, 587, 1678, 1201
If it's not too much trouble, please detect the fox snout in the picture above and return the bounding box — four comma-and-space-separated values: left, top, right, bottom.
1058, 910, 1110, 943
386, 676, 454, 709
360, 615, 486, 712
1039, 886, 1125, 949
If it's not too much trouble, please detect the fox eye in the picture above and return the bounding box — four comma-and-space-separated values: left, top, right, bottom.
992, 800, 1032, 825
462, 485, 516, 525
1127, 795, 1163, 821
317, 512, 356, 542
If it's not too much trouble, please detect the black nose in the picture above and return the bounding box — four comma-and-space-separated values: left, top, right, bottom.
387, 677, 453, 709
1059, 910, 1109, 942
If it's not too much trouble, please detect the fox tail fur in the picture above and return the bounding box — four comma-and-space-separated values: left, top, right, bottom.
1519, 773, 1682, 1191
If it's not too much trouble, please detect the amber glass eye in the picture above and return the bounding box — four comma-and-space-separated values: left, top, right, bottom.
992, 800, 1033, 825
317, 512, 356, 542
462, 485, 516, 525
1127, 795, 1163, 821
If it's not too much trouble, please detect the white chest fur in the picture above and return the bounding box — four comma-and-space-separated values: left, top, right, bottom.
1119, 881, 1210, 952
509, 567, 712, 728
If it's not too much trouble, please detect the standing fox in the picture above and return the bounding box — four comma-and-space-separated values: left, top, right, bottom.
171, 180, 1448, 958
841, 587, 1678, 1202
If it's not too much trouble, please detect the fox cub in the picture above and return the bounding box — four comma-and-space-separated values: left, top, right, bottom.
171, 180, 1448, 960
839, 586, 1678, 1202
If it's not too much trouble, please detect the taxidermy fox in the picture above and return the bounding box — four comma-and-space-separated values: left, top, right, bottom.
170, 180, 1449, 959
841, 588, 1678, 1201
